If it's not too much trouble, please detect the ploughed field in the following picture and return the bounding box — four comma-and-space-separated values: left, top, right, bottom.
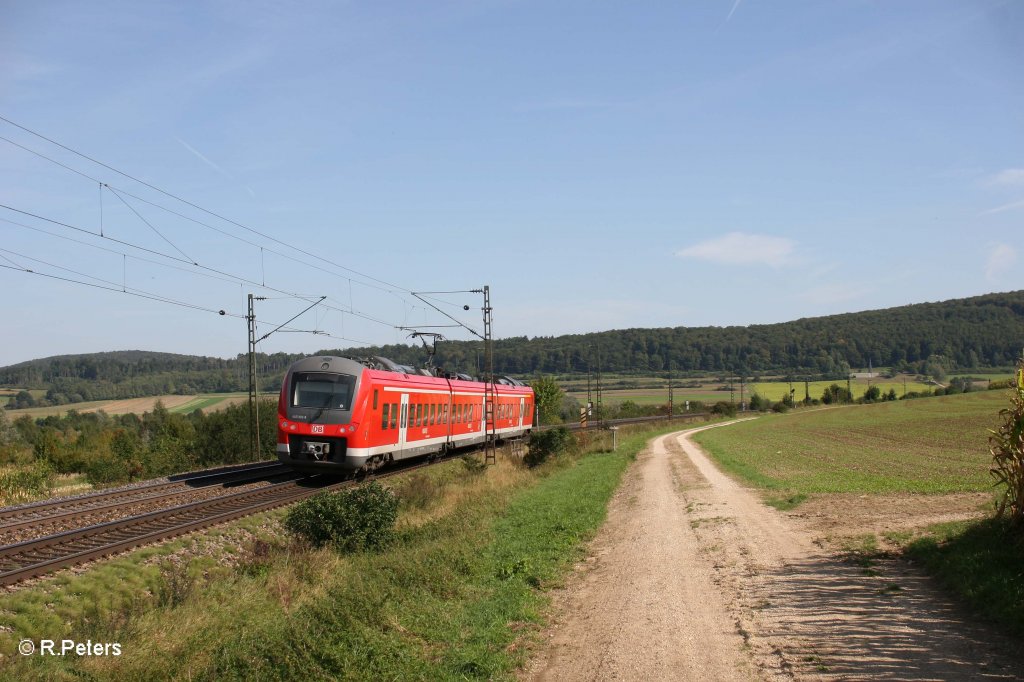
3, 393, 257, 418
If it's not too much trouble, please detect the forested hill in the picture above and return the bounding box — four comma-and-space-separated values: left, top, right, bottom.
2, 291, 1023, 405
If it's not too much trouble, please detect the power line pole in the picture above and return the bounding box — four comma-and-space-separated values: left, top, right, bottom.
586, 365, 593, 430
668, 364, 674, 417
482, 285, 497, 465
247, 293, 266, 460
246, 293, 321, 461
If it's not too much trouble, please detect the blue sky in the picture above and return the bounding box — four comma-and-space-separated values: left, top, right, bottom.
1, 0, 1021, 367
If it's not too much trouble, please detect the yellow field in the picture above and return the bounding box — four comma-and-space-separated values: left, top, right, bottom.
3, 393, 262, 419
749, 378, 935, 402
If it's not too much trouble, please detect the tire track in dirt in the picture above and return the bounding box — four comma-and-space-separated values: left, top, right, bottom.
524, 423, 1024, 681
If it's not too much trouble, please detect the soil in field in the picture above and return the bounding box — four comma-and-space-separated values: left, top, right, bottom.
4, 393, 252, 418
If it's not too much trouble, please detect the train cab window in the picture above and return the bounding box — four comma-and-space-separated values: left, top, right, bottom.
391, 403, 398, 429
291, 372, 356, 410
382, 403, 390, 429
373, 390, 378, 410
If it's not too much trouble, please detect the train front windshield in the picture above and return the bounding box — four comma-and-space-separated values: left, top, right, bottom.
291, 372, 356, 410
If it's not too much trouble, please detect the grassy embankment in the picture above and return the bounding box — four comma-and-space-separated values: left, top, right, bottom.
0, 421, 696, 680
693, 390, 1024, 636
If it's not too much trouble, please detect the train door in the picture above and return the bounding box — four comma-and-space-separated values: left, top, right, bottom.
398, 393, 409, 455
519, 397, 525, 429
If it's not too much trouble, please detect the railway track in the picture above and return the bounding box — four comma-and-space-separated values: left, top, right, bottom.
0, 455, 444, 587
0, 461, 291, 534
0, 415, 713, 587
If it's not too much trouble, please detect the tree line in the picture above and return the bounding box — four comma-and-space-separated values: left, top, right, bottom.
0, 400, 278, 489
3, 291, 1023, 409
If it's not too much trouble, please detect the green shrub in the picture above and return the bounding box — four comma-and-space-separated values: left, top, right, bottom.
771, 401, 789, 413
0, 462, 53, 503
84, 455, 132, 485
284, 482, 399, 552
461, 454, 487, 476
711, 401, 737, 417
748, 393, 770, 412
524, 427, 576, 468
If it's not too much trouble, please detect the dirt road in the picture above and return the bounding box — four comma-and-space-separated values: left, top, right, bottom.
524, 423, 1024, 681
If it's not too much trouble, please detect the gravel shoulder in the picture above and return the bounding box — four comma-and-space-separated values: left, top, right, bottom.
523, 423, 1024, 681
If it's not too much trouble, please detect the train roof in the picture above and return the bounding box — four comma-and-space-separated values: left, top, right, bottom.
288, 355, 531, 393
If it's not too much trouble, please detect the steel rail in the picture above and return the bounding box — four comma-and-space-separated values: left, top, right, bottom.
0, 454, 452, 586
0, 467, 298, 534
0, 461, 288, 526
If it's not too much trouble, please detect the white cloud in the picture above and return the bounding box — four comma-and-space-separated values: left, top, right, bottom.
980, 198, 1024, 216
985, 243, 1017, 281
987, 168, 1024, 187
725, 0, 743, 22
676, 232, 796, 268
175, 137, 256, 198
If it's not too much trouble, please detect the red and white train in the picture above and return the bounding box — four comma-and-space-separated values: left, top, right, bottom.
276, 355, 534, 473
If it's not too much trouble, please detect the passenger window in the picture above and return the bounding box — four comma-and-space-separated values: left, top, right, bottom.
373, 390, 378, 410
391, 403, 398, 429
431, 404, 436, 425
382, 403, 389, 429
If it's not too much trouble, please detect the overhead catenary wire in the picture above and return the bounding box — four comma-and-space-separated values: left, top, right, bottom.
0, 248, 374, 346
0, 116, 491, 352
0, 215, 243, 286
0, 115, 412, 294
0, 130, 445, 341
0, 132, 404, 297
104, 185, 195, 264
0, 203, 398, 332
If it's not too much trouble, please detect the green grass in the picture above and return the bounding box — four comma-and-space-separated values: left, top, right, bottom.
749, 378, 934, 402
167, 396, 229, 413
1, 423, 681, 680
905, 518, 1024, 637
949, 373, 1013, 382
567, 388, 730, 406
693, 391, 1005, 495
